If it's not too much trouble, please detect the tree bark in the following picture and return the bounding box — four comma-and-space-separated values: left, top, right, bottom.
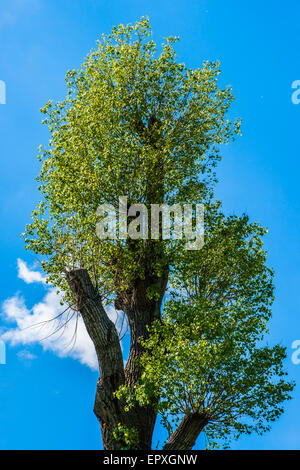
66, 268, 126, 450
163, 413, 208, 450
66, 266, 168, 450
114, 261, 169, 449
66, 251, 203, 451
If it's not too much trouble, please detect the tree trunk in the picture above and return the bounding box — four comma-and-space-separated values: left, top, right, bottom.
163, 413, 208, 450
66, 255, 203, 450
66, 266, 168, 450
115, 264, 168, 449
66, 268, 126, 449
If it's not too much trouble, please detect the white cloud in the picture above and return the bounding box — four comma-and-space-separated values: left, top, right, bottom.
1, 259, 98, 370
17, 350, 37, 361
2, 295, 30, 321
1, 259, 127, 371
17, 258, 46, 284
1, 288, 98, 370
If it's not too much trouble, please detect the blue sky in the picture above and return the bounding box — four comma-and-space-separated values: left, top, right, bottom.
0, 0, 299, 450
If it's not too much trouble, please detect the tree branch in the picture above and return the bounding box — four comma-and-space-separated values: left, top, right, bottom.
163, 412, 208, 450
66, 268, 125, 449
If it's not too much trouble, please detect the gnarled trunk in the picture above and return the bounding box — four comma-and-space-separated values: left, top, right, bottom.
163, 412, 208, 450
115, 266, 168, 450
66, 268, 126, 449
67, 265, 168, 450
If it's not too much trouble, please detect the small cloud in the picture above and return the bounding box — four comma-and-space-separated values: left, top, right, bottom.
0, 0, 39, 30
17, 350, 37, 361
17, 258, 46, 284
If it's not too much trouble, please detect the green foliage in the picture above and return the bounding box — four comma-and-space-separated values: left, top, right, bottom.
23, 16, 294, 448
23, 16, 240, 303
112, 423, 140, 450
117, 208, 295, 447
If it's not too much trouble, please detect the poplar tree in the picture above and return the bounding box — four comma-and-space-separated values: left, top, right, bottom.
24, 18, 294, 450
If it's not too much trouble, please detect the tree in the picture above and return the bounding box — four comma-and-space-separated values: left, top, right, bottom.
23, 18, 294, 450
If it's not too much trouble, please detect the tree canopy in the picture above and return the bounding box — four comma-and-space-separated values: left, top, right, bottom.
24, 17, 239, 298
23, 17, 294, 450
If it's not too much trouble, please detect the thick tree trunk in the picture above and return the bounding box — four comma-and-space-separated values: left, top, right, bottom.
115, 266, 168, 450
66, 269, 126, 449
67, 266, 168, 450
66, 257, 203, 451
163, 413, 208, 450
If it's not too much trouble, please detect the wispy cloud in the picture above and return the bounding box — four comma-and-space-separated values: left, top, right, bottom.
17, 349, 37, 362
1, 288, 98, 370
1, 260, 99, 370
17, 258, 46, 284
1, 259, 126, 371
0, 0, 40, 30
